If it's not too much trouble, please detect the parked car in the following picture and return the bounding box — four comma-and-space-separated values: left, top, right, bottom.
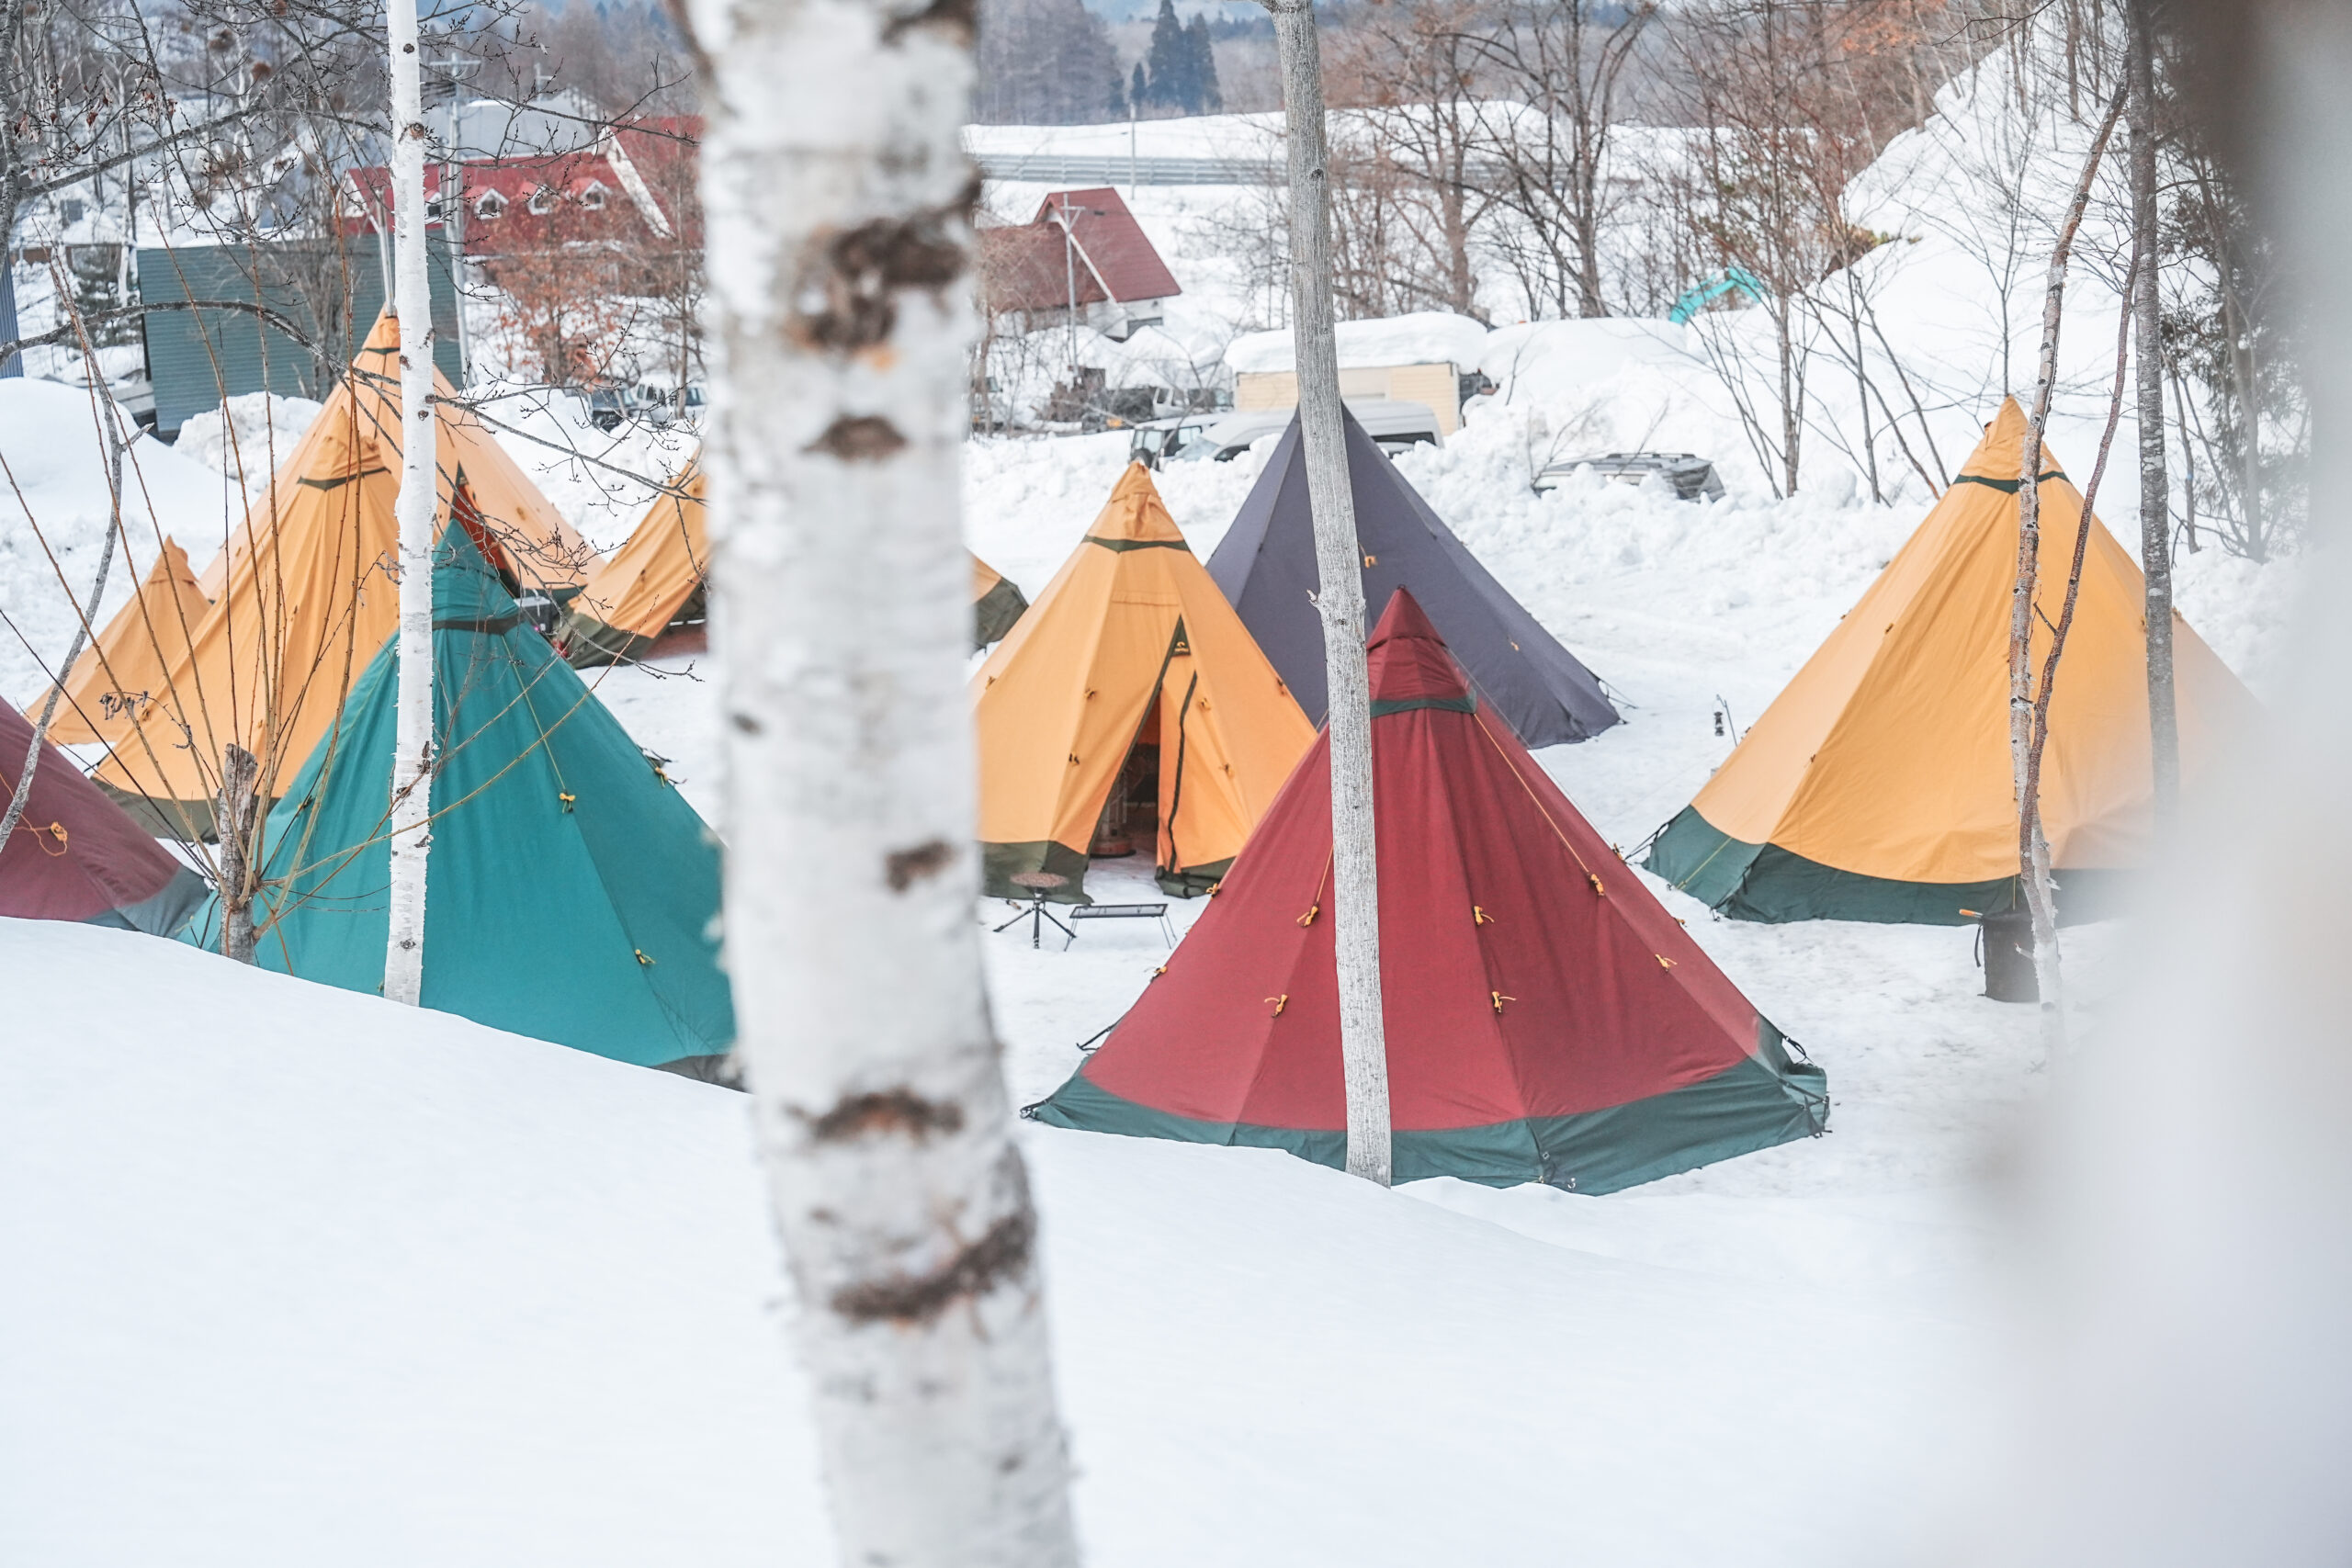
586, 383, 705, 431
1129, 398, 1443, 468
1532, 451, 1725, 502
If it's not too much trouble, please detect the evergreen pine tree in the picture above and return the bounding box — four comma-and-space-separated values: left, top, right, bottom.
1144, 0, 1191, 112
1183, 13, 1221, 113
1130, 61, 1148, 116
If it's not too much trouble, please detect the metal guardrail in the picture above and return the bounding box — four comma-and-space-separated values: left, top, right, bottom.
974, 152, 1274, 186
974, 150, 1515, 188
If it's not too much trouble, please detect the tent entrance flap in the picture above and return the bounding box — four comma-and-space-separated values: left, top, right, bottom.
1092, 724, 1160, 860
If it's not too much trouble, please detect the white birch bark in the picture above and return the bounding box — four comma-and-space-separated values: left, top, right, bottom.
691, 0, 1080, 1555
382, 0, 437, 1008
2128, 0, 2178, 834
2012, 85, 2125, 1056
1264, 0, 1391, 1188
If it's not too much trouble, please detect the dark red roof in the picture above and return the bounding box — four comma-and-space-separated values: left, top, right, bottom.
977, 187, 1180, 314
345, 118, 702, 255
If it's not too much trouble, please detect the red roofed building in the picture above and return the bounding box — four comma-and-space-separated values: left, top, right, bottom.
344, 118, 701, 262
345, 118, 703, 387
977, 188, 1181, 343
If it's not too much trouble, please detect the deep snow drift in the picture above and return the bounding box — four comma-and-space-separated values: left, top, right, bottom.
1, 917, 1996, 1567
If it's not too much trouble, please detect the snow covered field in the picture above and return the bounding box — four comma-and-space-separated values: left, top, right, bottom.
4, 404, 2265, 1561
0, 33, 2311, 1558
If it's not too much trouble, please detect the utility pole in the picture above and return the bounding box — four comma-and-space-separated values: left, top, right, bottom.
1261, 0, 1390, 1185
382, 0, 438, 1007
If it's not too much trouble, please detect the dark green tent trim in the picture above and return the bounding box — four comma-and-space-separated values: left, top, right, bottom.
95, 777, 224, 842
1031, 1030, 1827, 1196
559, 611, 664, 669
982, 838, 1096, 904
1154, 855, 1231, 897
1085, 536, 1193, 553
973, 575, 1029, 649
1369, 693, 1477, 717
1645, 805, 2132, 926
559, 583, 705, 670
1950, 468, 2068, 494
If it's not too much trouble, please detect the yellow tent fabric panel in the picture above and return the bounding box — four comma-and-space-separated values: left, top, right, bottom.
194, 311, 594, 604
35, 537, 210, 746
972, 463, 1313, 898
1689, 398, 2250, 887
559, 463, 707, 663
81, 310, 597, 832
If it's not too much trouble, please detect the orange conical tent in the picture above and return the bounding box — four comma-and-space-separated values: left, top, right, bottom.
85, 314, 593, 837
557, 461, 707, 666
34, 537, 210, 746
973, 463, 1315, 902
560, 457, 1030, 666
1645, 398, 2254, 923
193, 310, 593, 604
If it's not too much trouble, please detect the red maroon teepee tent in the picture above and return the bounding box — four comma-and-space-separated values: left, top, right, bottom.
1030, 592, 1828, 1193
1, 701, 206, 936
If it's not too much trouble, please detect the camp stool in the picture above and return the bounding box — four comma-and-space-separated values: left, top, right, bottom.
1066, 902, 1175, 949
994, 871, 1077, 949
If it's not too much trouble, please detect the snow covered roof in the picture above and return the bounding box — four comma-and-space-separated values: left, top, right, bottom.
1226, 311, 1492, 375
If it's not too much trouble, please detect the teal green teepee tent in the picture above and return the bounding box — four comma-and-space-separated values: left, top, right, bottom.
182, 525, 735, 1073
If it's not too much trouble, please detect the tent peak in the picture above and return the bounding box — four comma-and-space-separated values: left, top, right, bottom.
1091, 462, 1187, 545
1365, 588, 1472, 710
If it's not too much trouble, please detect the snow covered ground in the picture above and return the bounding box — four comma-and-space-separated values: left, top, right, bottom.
6, 398, 2271, 1562
0, 30, 2309, 1557
3, 909, 2000, 1567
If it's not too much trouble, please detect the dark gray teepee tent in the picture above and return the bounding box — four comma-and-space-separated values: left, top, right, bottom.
1205, 408, 1620, 749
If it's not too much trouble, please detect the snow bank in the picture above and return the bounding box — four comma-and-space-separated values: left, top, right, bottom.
1479, 317, 1702, 403
1227, 310, 1492, 374
172, 390, 325, 492
0, 378, 237, 704
2, 915, 1996, 1566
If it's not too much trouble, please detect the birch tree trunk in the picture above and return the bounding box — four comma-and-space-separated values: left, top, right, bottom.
1264, 0, 1391, 1188
2128, 0, 2179, 833
218, 743, 260, 963
382, 0, 437, 1008
691, 0, 1081, 1553
2012, 85, 2125, 1057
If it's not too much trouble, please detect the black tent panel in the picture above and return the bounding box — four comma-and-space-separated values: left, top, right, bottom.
1206, 409, 1620, 748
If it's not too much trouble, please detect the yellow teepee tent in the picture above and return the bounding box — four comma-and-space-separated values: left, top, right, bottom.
1645, 398, 2253, 923
192, 311, 593, 604
35, 537, 210, 746
973, 462, 1315, 902
85, 312, 592, 837
560, 454, 1030, 665
558, 464, 708, 666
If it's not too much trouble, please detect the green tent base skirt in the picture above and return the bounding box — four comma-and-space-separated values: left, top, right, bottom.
1028, 1050, 1828, 1197
1644, 807, 2138, 926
